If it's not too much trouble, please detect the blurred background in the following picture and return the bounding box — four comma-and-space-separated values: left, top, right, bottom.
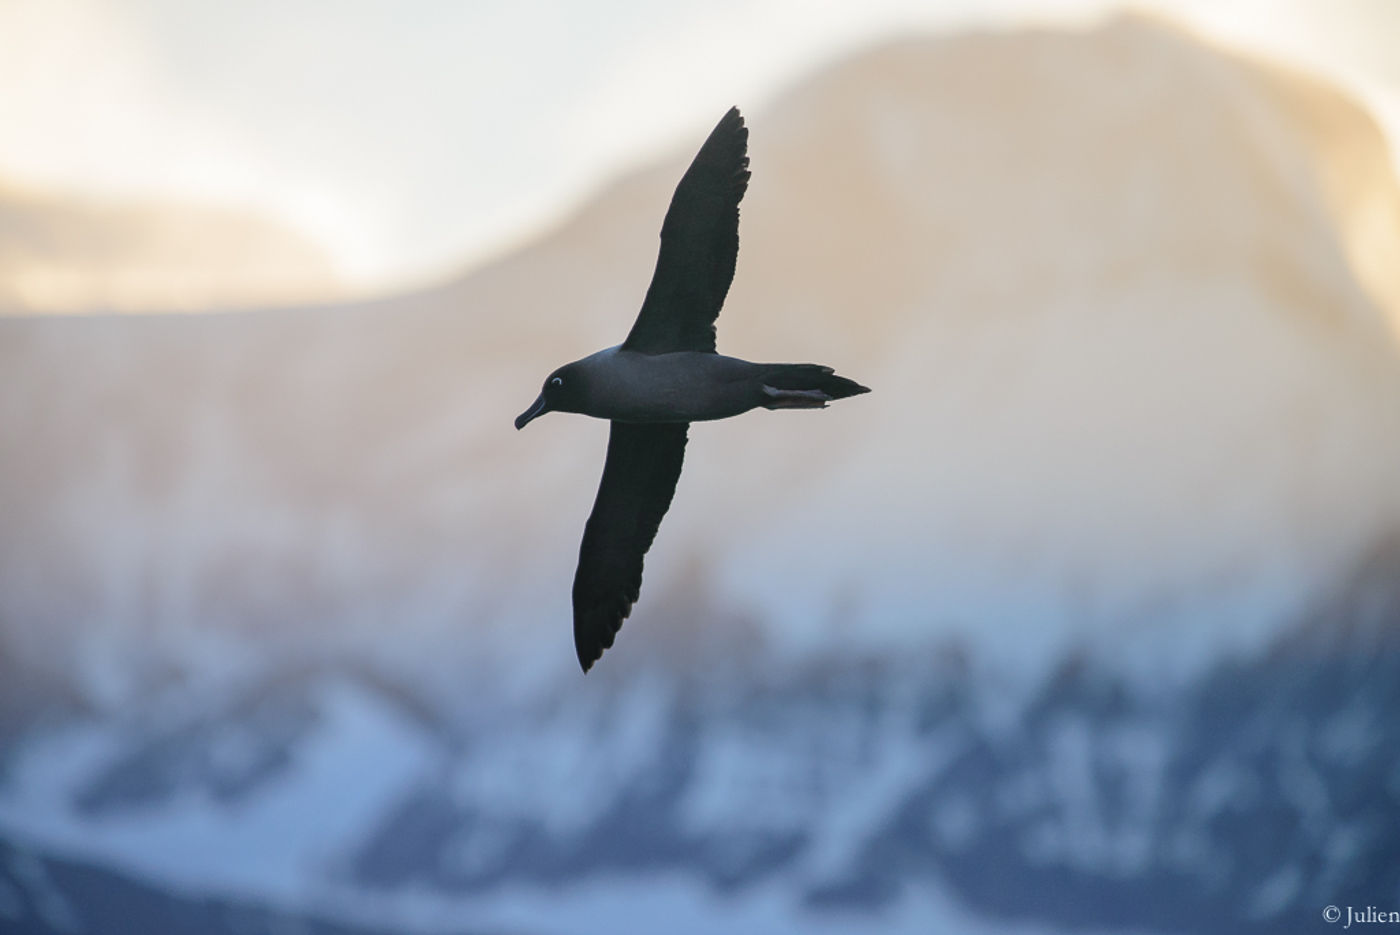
1, 1, 1399, 933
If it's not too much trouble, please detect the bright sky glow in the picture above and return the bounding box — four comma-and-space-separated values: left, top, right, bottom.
0, 0, 1396, 291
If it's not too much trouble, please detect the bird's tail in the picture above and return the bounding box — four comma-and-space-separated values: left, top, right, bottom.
759, 364, 870, 410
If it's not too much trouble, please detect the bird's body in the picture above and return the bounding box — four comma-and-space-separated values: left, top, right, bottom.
531, 346, 864, 424
516, 106, 869, 672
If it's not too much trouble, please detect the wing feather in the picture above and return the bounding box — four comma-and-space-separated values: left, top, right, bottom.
622, 107, 750, 354
572, 421, 689, 671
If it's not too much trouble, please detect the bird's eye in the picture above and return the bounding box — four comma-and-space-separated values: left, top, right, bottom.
551, 377, 563, 387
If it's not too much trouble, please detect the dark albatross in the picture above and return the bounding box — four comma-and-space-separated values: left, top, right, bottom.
515, 106, 869, 672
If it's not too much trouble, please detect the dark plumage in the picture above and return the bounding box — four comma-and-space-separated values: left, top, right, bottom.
515, 107, 870, 672
625, 106, 749, 354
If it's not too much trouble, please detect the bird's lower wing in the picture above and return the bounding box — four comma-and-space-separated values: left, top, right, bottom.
572, 421, 689, 672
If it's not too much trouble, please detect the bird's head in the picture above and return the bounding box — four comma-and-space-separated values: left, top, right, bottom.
515, 362, 586, 429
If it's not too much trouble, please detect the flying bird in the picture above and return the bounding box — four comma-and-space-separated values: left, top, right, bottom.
515, 107, 869, 672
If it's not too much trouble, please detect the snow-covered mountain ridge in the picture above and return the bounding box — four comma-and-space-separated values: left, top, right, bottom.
2, 533, 1396, 935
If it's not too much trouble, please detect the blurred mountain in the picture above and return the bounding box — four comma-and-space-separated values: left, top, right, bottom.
1, 535, 1395, 935
0, 181, 341, 313
0, 835, 418, 935
1, 13, 1399, 935
2, 14, 1397, 678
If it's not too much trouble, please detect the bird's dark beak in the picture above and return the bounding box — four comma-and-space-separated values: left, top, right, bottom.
515, 393, 549, 430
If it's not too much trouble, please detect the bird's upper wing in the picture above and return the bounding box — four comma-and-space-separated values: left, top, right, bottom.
572, 421, 689, 671
622, 107, 750, 355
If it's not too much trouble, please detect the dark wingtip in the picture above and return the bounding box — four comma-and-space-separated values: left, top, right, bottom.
717, 106, 747, 144
576, 606, 631, 674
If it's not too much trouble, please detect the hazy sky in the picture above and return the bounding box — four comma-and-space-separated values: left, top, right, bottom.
1, 0, 1397, 291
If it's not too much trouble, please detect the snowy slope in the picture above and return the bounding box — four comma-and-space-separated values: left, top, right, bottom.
1, 538, 1396, 934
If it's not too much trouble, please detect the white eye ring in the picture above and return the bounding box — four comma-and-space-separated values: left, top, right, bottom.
550, 377, 563, 386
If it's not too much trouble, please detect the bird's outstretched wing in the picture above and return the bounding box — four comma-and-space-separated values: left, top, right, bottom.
572, 421, 689, 671
622, 107, 750, 355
